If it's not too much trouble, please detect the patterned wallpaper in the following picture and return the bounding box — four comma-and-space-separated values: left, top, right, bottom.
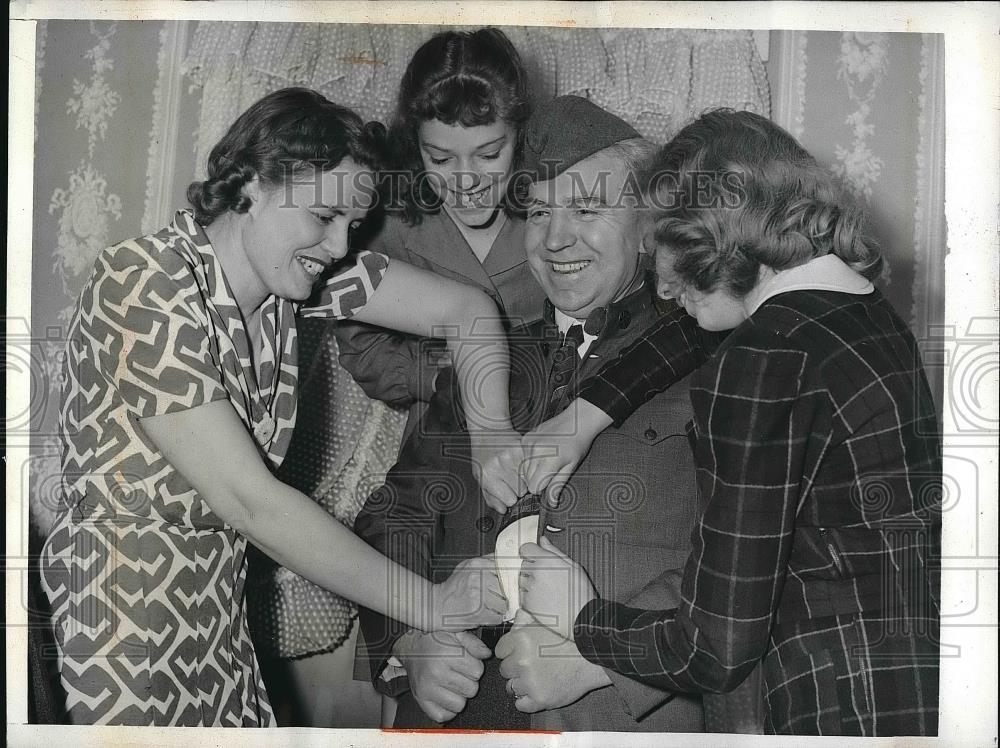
30, 20, 164, 533
767, 30, 946, 406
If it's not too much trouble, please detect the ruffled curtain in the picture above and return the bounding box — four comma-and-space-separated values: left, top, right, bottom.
183, 22, 769, 660
183, 23, 770, 177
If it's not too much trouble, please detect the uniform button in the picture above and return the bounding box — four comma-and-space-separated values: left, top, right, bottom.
644, 427, 658, 441
476, 516, 495, 533
618, 310, 631, 329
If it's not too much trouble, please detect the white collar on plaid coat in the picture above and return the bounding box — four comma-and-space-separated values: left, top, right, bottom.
744, 254, 874, 316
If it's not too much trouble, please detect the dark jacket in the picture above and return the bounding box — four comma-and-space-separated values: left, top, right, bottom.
355, 279, 705, 732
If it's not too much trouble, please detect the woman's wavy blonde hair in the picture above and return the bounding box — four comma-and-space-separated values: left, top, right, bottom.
647, 109, 883, 297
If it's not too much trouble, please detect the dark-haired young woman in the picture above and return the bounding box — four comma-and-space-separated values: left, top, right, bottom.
517, 109, 942, 736
40, 87, 512, 727
333, 29, 547, 507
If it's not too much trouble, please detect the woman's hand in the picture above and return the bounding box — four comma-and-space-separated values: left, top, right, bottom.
519, 399, 613, 507
472, 432, 526, 514
518, 537, 597, 640
431, 555, 508, 631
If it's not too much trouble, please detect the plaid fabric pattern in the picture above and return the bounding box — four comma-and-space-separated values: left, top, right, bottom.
574, 289, 942, 736
578, 299, 721, 426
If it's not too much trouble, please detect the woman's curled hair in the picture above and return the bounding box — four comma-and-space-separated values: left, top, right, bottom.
389, 27, 531, 223
187, 87, 386, 225
648, 109, 884, 297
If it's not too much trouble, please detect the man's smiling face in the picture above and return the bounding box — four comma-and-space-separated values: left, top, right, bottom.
524, 149, 643, 318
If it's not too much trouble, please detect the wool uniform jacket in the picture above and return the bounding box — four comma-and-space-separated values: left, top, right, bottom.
575, 288, 942, 736
354, 280, 706, 732
333, 210, 546, 407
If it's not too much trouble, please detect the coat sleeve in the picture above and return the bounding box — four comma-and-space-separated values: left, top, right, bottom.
600, 568, 685, 719
334, 320, 443, 405
577, 302, 722, 426
353, 371, 468, 690
332, 218, 442, 405
574, 330, 828, 694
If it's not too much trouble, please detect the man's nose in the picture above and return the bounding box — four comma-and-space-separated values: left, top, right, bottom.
544, 211, 575, 251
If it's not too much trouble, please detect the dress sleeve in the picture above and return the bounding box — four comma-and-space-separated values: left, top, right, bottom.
299, 250, 389, 320
84, 255, 227, 419
577, 301, 722, 426
573, 332, 826, 694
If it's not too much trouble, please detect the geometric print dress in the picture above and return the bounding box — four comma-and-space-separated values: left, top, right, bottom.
40, 210, 388, 726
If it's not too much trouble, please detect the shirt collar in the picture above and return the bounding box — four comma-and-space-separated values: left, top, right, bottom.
552, 307, 598, 356
744, 254, 874, 316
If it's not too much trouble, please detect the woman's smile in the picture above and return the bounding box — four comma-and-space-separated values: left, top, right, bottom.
451, 182, 494, 209
296, 254, 329, 278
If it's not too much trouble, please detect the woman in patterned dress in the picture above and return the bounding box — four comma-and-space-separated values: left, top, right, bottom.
40, 87, 513, 727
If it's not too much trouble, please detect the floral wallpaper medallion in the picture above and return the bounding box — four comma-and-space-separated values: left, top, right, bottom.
48, 162, 123, 316
832, 32, 888, 200
66, 21, 121, 158
48, 21, 124, 324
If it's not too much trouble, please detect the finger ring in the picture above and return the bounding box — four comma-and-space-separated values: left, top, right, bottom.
506, 680, 519, 699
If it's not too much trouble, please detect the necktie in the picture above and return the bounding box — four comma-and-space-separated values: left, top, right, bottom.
545, 323, 584, 419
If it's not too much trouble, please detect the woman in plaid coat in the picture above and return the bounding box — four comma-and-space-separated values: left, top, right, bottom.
516, 110, 942, 736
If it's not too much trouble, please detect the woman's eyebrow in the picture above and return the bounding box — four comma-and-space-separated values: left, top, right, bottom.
308, 202, 341, 213
421, 134, 507, 153
473, 135, 507, 150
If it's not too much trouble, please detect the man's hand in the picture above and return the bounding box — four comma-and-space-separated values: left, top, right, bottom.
431, 555, 507, 631
393, 630, 492, 723
518, 537, 597, 640
495, 610, 611, 713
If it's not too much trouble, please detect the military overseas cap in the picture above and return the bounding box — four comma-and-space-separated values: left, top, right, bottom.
521, 95, 641, 181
